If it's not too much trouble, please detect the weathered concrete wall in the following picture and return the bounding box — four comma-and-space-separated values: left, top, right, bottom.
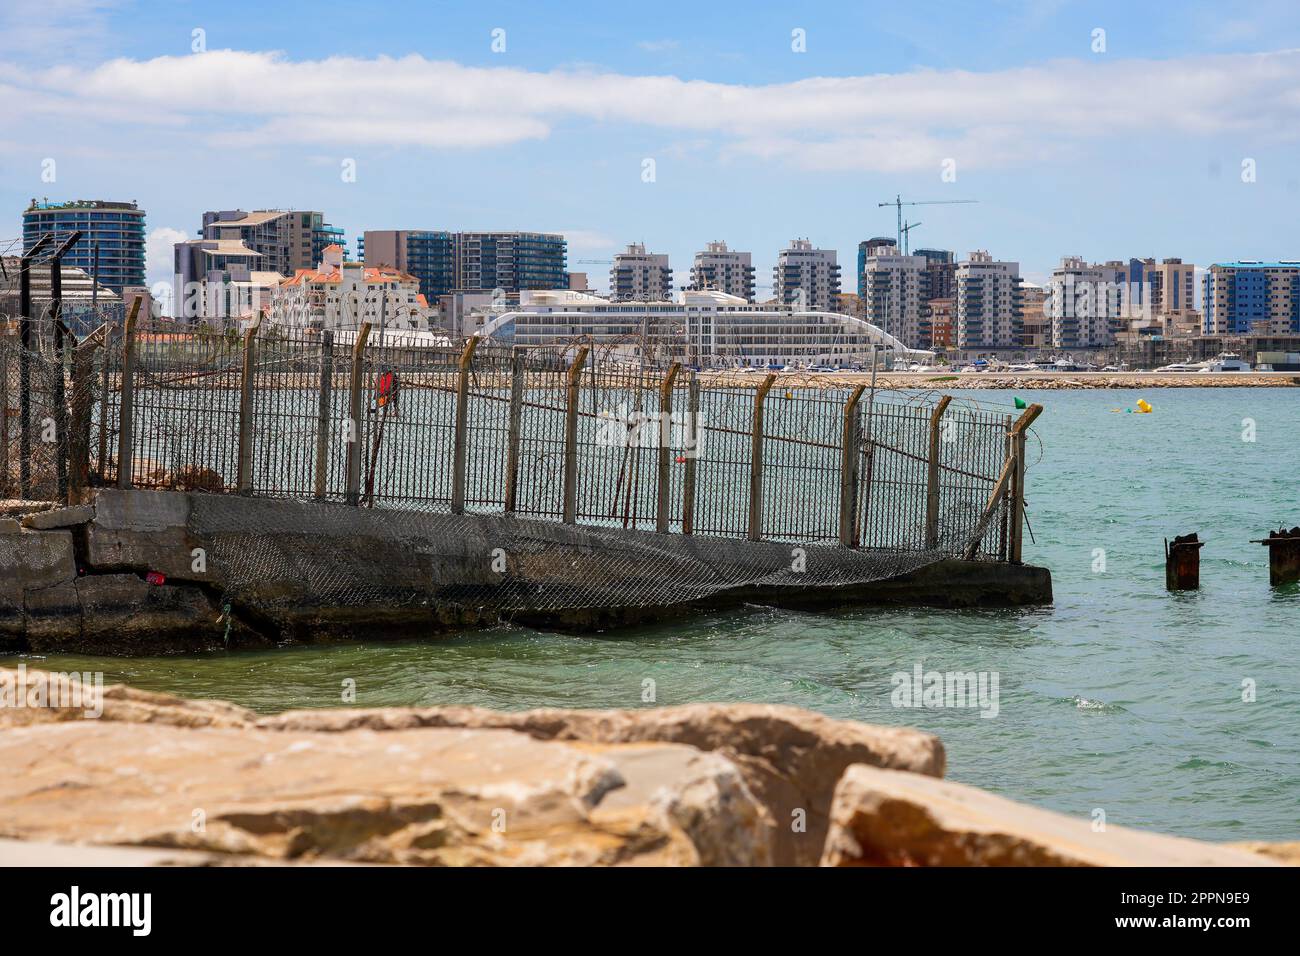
0, 489, 1052, 654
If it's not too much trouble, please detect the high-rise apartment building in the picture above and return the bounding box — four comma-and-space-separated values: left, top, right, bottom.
611, 243, 673, 301
457, 232, 567, 293
860, 251, 926, 347
688, 241, 755, 301
361, 230, 456, 302
22, 199, 146, 294
363, 230, 566, 300
775, 239, 840, 312
856, 237, 898, 300
1202, 262, 1300, 335
955, 251, 1021, 349
1047, 256, 1120, 348
201, 209, 347, 275
1130, 257, 1198, 334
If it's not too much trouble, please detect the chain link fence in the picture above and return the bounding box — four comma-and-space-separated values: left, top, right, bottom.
3, 311, 1039, 621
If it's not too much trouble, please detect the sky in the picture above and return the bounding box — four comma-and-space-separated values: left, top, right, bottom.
2, 0, 1299, 299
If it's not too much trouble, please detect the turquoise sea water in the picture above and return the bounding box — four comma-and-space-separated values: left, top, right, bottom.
7, 387, 1299, 842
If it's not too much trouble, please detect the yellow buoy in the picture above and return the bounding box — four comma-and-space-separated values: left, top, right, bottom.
1136, 398, 1153, 414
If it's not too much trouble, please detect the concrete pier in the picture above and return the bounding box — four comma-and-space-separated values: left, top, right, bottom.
0, 489, 1053, 654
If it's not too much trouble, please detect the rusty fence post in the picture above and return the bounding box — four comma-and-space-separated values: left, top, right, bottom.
747, 373, 777, 542
682, 370, 699, 535
839, 384, 866, 547
562, 346, 590, 524
1008, 402, 1044, 563
0, 338, 8, 497
344, 323, 372, 506
313, 330, 334, 500
656, 362, 681, 533
115, 296, 141, 489
924, 394, 953, 549
962, 452, 1019, 561
67, 326, 106, 505
96, 324, 114, 482
503, 346, 525, 513
451, 336, 478, 515
235, 317, 260, 495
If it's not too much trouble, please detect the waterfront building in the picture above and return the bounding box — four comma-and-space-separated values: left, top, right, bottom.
927, 297, 955, 349
611, 243, 673, 301
273, 245, 431, 331
1138, 258, 1198, 335
688, 241, 755, 301
914, 248, 957, 303
1019, 284, 1050, 349
364, 230, 566, 301
172, 238, 280, 323
22, 199, 146, 295
860, 250, 926, 348
473, 288, 927, 367
361, 230, 456, 303
776, 239, 841, 313
955, 251, 1022, 350
0, 255, 122, 332
856, 237, 897, 299
1047, 256, 1119, 349
456, 232, 567, 293
1202, 261, 1300, 335
201, 209, 348, 275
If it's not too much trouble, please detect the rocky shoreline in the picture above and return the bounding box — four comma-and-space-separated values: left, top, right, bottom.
710, 372, 1300, 390
0, 668, 1291, 867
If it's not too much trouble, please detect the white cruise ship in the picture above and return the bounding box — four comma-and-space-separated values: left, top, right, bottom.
472, 289, 930, 368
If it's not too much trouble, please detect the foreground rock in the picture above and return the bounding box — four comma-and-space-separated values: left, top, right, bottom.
0, 671, 946, 868
0, 720, 774, 866
0, 669, 1287, 867
820, 764, 1277, 867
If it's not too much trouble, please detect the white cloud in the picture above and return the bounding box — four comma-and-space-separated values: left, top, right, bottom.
146, 226, 188, 288
5, 47, 1300, 172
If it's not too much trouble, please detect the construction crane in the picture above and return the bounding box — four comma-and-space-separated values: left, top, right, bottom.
878, 194, 977, 249
900, 221, 922, 255
574, 258, 612, 265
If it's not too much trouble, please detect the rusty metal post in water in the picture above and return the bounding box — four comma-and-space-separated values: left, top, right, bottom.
1251, 528, 1300, 586
1165, 533, 1204, 590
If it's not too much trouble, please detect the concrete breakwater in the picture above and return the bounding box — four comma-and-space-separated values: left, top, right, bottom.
0, 488, 1051, 654
0, 668, 1287, 867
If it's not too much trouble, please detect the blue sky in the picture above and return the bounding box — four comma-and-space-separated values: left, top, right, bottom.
2, 0, 1299, 297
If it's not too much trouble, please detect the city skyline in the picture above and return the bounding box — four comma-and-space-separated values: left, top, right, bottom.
3, 0, 1299, 298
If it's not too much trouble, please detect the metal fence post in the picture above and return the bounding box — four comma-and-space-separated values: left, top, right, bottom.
236, 317, 260, 495
839, 384, 866, 547
747, 373, 777, 542
96, 325, 113, 482
1008, 403, 1043, 563
562, 346, 590, 524
67, 327, 105, 505
924, 394, 953, 549
655, 362, 680, 533
313, 330, 334, 500
344, 322, 372, 506
503, 346, 525, 513
115, 297, 141, 489
451, 336, 478, 515
0, 341, 8, 497
682, 370, 699, 535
